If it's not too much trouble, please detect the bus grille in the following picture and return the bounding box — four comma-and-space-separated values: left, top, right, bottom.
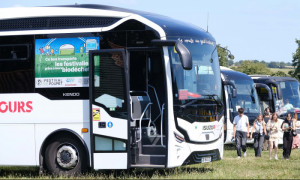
0, 17, 120, 31
182, 150, 220, 165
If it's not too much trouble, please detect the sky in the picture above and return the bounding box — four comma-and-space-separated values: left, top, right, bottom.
1, 0, 300, 63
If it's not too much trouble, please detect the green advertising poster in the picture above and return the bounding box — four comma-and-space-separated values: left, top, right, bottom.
35, 37, 99, 88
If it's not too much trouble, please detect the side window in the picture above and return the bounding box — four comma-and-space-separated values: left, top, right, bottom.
92, 51, 127, 119
0, 36, 34, 93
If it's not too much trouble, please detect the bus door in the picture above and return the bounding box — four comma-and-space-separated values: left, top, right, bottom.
126, 48, 167, 167
89, 49, 130, 169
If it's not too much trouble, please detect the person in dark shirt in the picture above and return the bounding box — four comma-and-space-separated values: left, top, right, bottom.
281, 113, 295, 160
263, 109, 272, 151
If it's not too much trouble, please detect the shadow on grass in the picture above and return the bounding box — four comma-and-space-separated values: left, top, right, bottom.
0, 166, 214, 179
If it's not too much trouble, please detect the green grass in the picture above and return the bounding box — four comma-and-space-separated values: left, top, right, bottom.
269, 68, 294, 74
1, 145, 300, 179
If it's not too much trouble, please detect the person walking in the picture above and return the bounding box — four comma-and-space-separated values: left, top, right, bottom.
233, 108, 250, 158
292, 113, 300, 149
250, 114, 267, 157
264, 107, 272, 116
266, 113, 280, 160
263, 109, 272, 151
281, 113, 295, 160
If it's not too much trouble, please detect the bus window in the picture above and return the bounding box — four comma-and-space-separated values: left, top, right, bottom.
92, 52, 127, 119
0, 36, 34, 93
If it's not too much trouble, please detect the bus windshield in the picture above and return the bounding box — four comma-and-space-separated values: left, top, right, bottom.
229, 79, 260, 114
277, 81, 300, 116
169, 40, 222, 104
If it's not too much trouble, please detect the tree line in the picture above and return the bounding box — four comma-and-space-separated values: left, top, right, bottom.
217, 39, 300, 80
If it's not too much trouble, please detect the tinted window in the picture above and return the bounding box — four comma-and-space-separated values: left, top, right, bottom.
92, 51, 127, 119
0, 36, 34, 93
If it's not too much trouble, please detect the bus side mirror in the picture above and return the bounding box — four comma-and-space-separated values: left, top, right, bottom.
223, 80, 237, 98
174, 41, 192, 70
255, 83, 272, 101
151, 39, 192, 70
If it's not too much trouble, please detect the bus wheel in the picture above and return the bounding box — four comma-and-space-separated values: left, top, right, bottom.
45, 136, 87, 176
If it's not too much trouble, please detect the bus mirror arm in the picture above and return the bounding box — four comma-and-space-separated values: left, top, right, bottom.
255, 83, 272, 100
223, 80, 237, 98
151, 39, 192, 70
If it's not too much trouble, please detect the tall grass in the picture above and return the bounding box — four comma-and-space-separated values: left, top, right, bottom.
1, 145, 300, 179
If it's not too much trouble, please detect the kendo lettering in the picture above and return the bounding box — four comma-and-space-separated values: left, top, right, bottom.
0, 101, 33, 113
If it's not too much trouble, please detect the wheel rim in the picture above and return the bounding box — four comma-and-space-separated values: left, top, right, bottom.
56, 144, 79, 169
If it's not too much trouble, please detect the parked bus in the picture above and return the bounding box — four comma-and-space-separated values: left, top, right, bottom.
221, 67, 264, 144
0, 4, 224, 175
251, 75, 300, 143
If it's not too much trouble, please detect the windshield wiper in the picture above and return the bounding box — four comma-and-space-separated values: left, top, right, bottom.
202, 94, 223, 107
180, 99, 199, 108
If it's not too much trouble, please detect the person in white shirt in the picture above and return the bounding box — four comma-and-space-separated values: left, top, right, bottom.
233, 108, 250, 158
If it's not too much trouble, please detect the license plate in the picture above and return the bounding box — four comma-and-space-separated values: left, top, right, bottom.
201, 156, 211, 163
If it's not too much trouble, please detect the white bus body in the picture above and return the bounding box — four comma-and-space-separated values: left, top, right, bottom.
221, 67, 261, 144
0, 4, 224, 175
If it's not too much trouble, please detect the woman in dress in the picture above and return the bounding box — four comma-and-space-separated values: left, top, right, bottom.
292, 113, 300, 149
266, 113, 280, 160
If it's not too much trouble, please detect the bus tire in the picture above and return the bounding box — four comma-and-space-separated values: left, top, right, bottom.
44, 136, 87, 176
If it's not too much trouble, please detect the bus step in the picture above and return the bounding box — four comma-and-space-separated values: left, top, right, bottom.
141, 135, 166, 145
142, 145, 166, 155
136, 154, 166, 165
130, 164, 165, 168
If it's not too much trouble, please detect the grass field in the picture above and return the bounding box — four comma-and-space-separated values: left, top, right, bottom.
1, 145, 300, 179
269, 68, 294, 74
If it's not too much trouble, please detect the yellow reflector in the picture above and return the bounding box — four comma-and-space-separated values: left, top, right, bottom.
82, 128, 88, 133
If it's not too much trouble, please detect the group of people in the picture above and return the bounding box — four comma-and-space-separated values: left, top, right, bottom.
233, 107, 300, 160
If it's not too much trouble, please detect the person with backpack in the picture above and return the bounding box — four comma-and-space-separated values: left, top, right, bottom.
250, 114, 267, 157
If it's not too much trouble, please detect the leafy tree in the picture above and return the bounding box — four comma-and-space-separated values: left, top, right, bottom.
268, 61, 279, 68
217, 44, 234, 67
286, 62, 292, 66
261, 60, 267, 65
231, 60, 271, 75
279, 62, 286, 69
217, 44, 228, 66
292, 39, 300, 78
271, 71, 288, 77
228, 59, 234, 66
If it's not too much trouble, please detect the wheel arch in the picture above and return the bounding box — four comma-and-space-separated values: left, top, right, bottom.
39, 128, 90, 173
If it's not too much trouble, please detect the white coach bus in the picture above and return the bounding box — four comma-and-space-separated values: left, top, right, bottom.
221, 67, 269, 144
0, 4, 224, 175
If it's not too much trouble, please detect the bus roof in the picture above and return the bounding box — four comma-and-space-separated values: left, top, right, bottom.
250, 75, 298, 83
57, 4, 214, 39
0, 4, 215, 42
221, 69, 253, 82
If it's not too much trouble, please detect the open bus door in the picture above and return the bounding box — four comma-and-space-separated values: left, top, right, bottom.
89, 49, 130, 169
89, 47, 168, 169
126, 47, 167, 167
